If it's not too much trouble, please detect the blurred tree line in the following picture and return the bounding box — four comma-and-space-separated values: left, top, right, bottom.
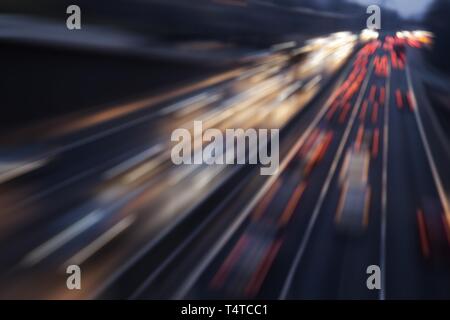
425, 0, 450, 73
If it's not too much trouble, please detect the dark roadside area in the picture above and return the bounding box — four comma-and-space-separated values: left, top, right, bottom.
0, 0, 371, 134
0, 42, 231, 133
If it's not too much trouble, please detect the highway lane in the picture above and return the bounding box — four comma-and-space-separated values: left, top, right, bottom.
281, 41, 387, 300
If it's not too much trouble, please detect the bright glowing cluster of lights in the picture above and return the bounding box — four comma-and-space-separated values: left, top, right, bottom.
360, 29, 379, 42
299, 32, 357, 75
396, 30, 434, 45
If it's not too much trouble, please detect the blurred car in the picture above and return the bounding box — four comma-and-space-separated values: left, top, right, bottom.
335, 135, 371, 235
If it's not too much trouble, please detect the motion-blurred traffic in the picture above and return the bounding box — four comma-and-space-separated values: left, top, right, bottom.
0, 0, 449, 300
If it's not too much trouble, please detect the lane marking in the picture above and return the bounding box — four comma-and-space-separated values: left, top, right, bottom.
379, 60, 391, 300
104, 144, 164, 179
65, 216, 135, 266
21, 210, 104, 266
0, 159, 48, 185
